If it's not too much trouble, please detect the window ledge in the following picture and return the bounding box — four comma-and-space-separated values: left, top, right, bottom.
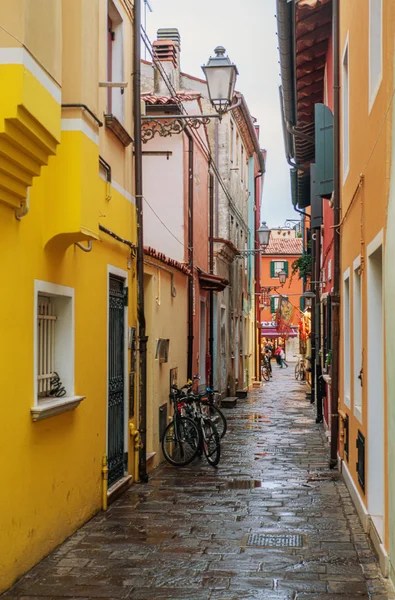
31, 396, 85, 422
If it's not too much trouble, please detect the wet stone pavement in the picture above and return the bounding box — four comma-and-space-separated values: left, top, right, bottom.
5, 366, 395, 600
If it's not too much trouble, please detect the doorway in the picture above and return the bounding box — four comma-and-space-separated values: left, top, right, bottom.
107, 272, 127, 488
367, 237, 384, 540
199, 299, 207, 387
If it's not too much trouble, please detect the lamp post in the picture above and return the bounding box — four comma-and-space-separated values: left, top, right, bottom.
141, 47, 240, 141
236, 222, 271, 258
277, 269, 287, 286
201, 46, 239, 118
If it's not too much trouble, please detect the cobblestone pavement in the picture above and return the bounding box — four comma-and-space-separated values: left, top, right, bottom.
5, 366, 395, 600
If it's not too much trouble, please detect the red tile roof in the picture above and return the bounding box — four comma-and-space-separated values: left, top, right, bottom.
142, 92, 201, 105
262, 238, 303, 256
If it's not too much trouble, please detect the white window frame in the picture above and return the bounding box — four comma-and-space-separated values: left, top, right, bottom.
273, 260, 285, 276
369, 0, 383, 112
108, 0, 125, 123
230, 120, 234, 163
343, 268, 351, 408
342, 35, 350, 182
353, 255, 363, 423
32, 280, 84, 421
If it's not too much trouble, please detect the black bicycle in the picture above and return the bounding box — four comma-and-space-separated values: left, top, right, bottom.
161, 386, 200, 467
185, 394, 221, 467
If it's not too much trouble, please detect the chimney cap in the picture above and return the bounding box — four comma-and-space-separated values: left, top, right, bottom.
157, 28, 181, 48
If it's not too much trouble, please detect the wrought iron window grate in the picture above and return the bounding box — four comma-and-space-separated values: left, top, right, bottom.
37, 295, 57, 397
356, 430, 365, 491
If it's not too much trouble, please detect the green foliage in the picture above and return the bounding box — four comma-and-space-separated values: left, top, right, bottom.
291, 253, 312, 279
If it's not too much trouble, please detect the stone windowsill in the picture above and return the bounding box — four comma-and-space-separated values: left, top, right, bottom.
31, 396, 85, 422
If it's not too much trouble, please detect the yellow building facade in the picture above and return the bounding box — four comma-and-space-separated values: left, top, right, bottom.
338, 0, 395, 578
0, 0, 138, 592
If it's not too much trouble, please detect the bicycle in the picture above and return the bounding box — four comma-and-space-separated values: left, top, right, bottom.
294, 356, 306, 381
185, 395, 221, 467
261, 363, 271, 382
199, 386, 227, 439
161, 385, 200, 467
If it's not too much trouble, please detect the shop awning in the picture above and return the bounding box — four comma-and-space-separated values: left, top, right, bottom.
261, 327, 298, 338
198, 270, 229, 292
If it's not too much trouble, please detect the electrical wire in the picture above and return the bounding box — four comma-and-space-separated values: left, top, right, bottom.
142, 195, 191, 250
140, 25, 251, 234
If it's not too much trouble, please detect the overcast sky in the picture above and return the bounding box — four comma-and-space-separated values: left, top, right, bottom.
144, 0, 294, 228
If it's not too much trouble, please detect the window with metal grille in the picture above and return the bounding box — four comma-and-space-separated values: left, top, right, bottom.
34, 281, 74, 405
37, 295, 57, 397
344, 414, 349, 461
356, 430, 365, 491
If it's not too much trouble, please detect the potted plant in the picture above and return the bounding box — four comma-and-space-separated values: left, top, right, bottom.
325, 350, 332, 377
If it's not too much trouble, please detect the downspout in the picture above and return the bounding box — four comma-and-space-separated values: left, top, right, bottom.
209, 172, 214, 389
186, 129, 194, 380
310, 230, 316, 405
254, 171, 264, 381
330, 0, 340, 468
315, 231, 323, 423
133, 0, 148, 483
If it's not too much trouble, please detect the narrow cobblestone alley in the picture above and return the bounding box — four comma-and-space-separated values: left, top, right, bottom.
4, 368, 395, 600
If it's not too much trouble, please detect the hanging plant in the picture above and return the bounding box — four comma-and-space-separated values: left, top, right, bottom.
291, 254, 312, 280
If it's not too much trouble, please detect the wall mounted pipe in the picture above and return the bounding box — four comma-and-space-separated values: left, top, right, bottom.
61, 104, 103, 127
75, 241, 93, 252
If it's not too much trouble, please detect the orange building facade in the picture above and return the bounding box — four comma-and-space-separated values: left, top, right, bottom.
260, 229, 303, 360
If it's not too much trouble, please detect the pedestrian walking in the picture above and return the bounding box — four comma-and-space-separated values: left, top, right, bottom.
280, 346, 288, 368
274, 346, 282, 365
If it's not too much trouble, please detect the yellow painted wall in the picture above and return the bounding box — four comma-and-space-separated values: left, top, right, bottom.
144, 264, 188, 469
0, 0, 138, 592
339, 0, 395, 554
0, 0, 62, 83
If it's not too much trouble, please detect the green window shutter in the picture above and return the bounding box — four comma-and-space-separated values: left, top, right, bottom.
311, 163, 323, 228
284, 261, 289, 276
270, 297, 275, 313
300, 296, 305, 311
315, 103, 334, 197
270, 261, 275, 277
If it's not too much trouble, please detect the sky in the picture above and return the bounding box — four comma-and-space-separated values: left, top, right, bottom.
144, 0, 294, 228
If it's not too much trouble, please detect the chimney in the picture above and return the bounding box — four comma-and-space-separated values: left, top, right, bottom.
153, 28, 181, 95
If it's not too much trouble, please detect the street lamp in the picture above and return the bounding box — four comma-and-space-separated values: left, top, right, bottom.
277, 269, 287, 285
257, 221, 271, 247
202, 47, 239, 117
302, 290, 315, 308
236, 222, 271, 258
142, 46, 240, 142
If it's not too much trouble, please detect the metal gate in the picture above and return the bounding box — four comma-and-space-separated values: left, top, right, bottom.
108, 274, 126, 487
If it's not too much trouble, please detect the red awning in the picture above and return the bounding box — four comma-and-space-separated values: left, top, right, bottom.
261, 327, 298, 338
198, 270, 229, 292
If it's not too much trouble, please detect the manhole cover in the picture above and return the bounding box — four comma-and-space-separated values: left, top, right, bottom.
245, 533, 303, 548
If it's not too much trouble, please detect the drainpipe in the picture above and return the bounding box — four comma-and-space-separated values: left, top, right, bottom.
209, 172, 214, 389
133, 0, 148, 483
315, 231, 323, 423
254, 171, 264, 381
310, 231, 316, 405
186, 129, 194, 380
330, 0, 340, 468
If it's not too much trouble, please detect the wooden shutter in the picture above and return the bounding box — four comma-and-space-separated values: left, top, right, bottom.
270, 261, 275, 277
284, 261, 289, 276
300, 296, 305, 311
270, 297, 275, 313
311, 163, 323, 228
315, 103, 334, 197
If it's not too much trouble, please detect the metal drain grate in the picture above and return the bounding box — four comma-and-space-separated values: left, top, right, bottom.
246, 533, 303, 548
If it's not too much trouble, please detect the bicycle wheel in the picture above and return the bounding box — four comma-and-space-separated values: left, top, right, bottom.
161, 416, 199, 466
262, 368, 270, 382
202, 419, 221, 467
209, 405, 227, 438
295, 364, 302, 380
